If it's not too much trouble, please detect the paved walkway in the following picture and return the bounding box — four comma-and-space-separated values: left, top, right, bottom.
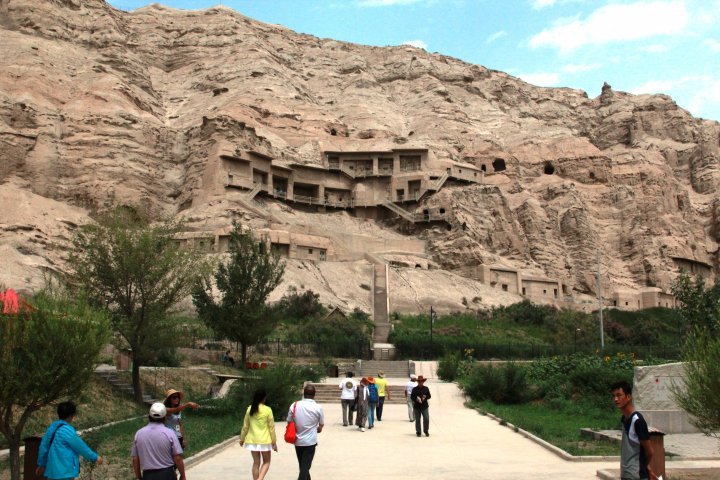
186, 380, 720, 480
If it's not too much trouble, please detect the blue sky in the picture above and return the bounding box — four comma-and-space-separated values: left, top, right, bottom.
109, 0, 720, 122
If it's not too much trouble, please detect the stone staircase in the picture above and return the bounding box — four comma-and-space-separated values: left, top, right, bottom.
354, 360, 411, 378
94, 366, 157, 405
309, 381, 408, 405
381, 200, 415, 222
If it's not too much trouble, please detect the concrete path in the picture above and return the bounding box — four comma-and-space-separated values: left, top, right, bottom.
188, 380, 720, 479
190, 381, 589, 479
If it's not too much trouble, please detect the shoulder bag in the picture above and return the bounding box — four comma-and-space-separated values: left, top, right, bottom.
284, 402, 297, 444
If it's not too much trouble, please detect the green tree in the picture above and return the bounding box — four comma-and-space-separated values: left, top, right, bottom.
671, 273, 720, 436
192, 223, 285, 368
68, 207, 206, 402
0, 290, 109, 480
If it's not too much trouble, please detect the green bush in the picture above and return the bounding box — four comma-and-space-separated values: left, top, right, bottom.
491, 300, 555, 326
437, 353, 461, 381
460, 362, 530, 404
219, 358, 323, 420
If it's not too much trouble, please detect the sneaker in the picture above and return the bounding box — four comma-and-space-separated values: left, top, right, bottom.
425, 432, 430, 437
416, 433, 421, 437
343, 423, 348, 427
360, 427, 365, 432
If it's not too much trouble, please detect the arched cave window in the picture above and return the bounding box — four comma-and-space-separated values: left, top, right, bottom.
330, 128, 337, 136
446, 224, 452, 231
481, 165, 487, 172
415, 264, 422, 269
492, 158, 506, 172
589, 171, 596, 180
439, 208, 446, 214
543, 162, 555, 175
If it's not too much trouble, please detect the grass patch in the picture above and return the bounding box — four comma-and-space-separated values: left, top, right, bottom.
471, 400, 619, 456
76, 405, 238, 479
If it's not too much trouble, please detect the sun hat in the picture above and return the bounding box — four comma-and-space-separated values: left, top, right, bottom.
368, 377, 376, 384
378, 371, 385, 377
410, 374, 417, 380
416, 375, 427, 383
164, 389, 183, 403
149, 403, 167, 419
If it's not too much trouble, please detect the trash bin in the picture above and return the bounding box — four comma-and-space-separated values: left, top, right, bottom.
649, 429, 665, 480
23, 436, 43, 480
326, 365, 339, 377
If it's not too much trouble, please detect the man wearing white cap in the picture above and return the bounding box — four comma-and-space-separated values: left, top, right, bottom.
132, 403, 185, 480
404, 374, 418, 422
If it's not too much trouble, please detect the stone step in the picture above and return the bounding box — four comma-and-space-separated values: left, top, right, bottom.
310, 383, 407, 404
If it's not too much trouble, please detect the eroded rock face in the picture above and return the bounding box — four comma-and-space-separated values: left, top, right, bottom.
1, 0, 718, 309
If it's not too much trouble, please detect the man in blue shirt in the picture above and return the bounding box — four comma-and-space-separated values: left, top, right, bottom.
36, 401, 103, 480
611, 381, 657, 480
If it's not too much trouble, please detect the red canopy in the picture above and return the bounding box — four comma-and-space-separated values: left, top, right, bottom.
0, 289, 20, 314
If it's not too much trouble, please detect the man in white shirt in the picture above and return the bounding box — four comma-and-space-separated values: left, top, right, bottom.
404, 374, 418, 422
288, 385, 325, 480
338, 371, 357, 426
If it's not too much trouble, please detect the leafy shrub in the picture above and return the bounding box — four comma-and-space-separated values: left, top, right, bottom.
218, 358, 322, 420
491, 300, 555, 326
460, 362, 531, 404
437, 353, 461, 381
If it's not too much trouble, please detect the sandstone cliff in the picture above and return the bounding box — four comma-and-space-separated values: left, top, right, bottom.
1, 0, 718, 313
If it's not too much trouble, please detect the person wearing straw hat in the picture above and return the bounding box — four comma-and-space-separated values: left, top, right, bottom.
163, 389, 199, 450
355, 377, 370, 432
410, 375, 431, 437
375, 371, 390, 421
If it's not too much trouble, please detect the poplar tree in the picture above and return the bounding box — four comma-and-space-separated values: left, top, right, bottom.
671, 273, 720, 436
192, 223, 285, 368
68, 207, 206, 402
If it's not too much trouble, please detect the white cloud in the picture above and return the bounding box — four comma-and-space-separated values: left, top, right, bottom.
519, 72, 561, 86
532, 0, 557, 9
403, 39, 428, 49
357, 0, 425, 6
486, 30, 507, 44
529, 1, 689, 53
640, 44, 670, 53
630, 75, 720, 119
704, 38, 720, 52
561, 63, 601, 73
631, 78, 690, 95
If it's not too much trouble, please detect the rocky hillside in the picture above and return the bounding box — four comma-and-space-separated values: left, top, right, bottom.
1, 0, 718, 312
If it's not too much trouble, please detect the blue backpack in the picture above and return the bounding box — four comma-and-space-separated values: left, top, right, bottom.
368, 384, 379, 403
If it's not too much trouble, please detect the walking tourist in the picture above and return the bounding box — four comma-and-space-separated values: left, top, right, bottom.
411, 375, 431, 437
132, 403, 185, 480
375, 371, 390, 420
239, 388, 277, 480
163, 388, 200, 450
288, 385, 324, 480
404, 374, 418, 422
367, 377, 379, 429
36, 401, 104, 479
355, 377, 370, 432
611, 380, 657, 480
339, 371, 357, 426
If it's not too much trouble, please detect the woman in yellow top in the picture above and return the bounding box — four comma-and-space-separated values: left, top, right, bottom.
239, 388, 277, 480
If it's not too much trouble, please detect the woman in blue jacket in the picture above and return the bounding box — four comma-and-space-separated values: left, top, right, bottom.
36, 401, 103, 479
